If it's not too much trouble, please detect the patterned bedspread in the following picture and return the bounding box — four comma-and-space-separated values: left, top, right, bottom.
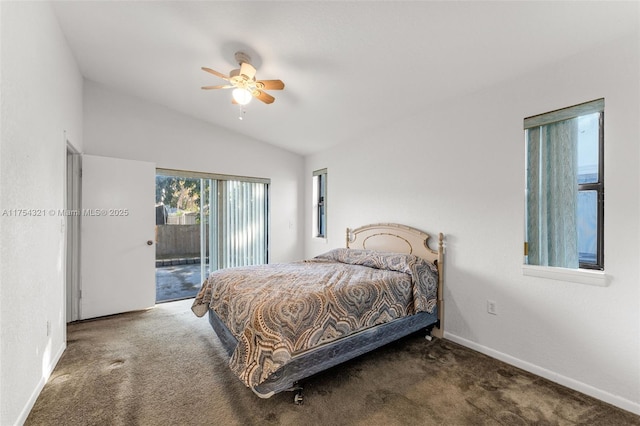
191, 249, 438, 388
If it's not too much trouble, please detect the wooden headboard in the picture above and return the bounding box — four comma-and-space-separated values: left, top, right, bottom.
346, 223, 444, 338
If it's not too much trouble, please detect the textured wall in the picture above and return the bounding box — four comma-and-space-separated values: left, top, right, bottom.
0, 2, 84, 425
305, 33, 640, 413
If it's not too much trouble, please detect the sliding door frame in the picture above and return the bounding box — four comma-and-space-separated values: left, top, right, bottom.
156, 168, 270, 275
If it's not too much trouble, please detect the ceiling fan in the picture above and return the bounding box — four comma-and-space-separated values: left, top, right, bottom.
201, 51, 285, 105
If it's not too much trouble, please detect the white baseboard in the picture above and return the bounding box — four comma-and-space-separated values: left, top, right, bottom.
444, 332, 640, 416
14, 342, 66, 426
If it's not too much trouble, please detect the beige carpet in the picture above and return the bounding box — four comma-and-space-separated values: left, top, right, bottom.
26, 299, 640, 425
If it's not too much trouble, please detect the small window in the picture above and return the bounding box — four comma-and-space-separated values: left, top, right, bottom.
524, 99, 604, 270
312, 168, 327, 238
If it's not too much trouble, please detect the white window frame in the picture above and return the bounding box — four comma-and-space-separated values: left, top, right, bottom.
523, 99, 606, 285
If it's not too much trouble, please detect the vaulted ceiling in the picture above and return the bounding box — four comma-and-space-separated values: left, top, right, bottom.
52, 1, 638, 155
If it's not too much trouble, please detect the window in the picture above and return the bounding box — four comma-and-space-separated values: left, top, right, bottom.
524, 99, 604, 271
312, 168, 327, 238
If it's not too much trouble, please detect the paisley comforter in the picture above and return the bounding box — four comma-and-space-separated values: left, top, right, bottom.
191, 248, 438, 388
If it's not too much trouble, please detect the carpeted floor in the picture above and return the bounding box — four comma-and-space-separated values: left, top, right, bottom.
26, 299, 640, 426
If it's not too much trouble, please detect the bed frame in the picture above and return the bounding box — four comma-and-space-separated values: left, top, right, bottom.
207, 223, 444, 402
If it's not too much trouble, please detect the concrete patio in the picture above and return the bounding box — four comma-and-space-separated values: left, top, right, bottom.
155, 263, 203, 303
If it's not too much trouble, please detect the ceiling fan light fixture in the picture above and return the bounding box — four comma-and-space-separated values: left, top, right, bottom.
232, 87, 252, 105
202, 51, 283, 107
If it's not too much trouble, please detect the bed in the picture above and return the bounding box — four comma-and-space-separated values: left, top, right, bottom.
191, 223, 444, 402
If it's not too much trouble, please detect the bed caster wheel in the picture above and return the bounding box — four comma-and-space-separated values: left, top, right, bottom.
294, 392, 303, 405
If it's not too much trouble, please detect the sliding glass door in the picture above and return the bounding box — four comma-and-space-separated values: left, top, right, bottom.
156, 169, 269, 302
201, 179, 268, 275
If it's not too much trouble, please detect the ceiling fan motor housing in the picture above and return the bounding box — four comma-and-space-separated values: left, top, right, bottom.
234, 51, 252, 66
229, 69, 256, 91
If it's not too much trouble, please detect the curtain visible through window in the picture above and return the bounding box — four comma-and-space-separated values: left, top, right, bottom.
526, 119, 579, 268
524, 98, 604, 270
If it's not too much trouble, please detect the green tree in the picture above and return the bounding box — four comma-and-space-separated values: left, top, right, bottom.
156, 176, 201, 212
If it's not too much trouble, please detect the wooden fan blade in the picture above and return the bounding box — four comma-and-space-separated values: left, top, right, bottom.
254, 90, 275, 104
257, 80, 285, 90
201, 85, 233, 90
201, 67, 229, 81
240, 62, 256, 80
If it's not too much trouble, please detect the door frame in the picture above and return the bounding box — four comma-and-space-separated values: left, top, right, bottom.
65, 140, 81, 322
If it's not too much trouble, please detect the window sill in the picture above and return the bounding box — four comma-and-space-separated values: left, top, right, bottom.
522, 264, 607, 287
313, 236, 328, 243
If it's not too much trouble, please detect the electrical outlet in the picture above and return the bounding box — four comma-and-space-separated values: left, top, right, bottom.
487, 300, 497, 315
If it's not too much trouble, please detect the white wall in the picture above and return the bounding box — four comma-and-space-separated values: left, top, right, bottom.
83, 80, 304, 263
0, 2, 84, 425
305, 33, 640, 413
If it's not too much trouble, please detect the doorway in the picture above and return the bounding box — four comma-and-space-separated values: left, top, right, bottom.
154, 170, 270, 303
155, 174, 203, 302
